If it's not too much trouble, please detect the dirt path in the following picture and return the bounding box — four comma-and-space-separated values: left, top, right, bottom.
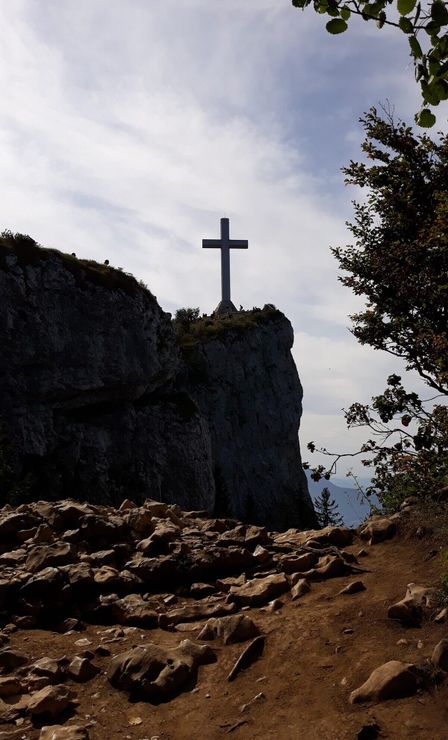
4, 527, 448, 740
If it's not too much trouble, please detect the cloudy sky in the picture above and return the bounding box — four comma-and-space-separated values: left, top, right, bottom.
0, 0, 438, 479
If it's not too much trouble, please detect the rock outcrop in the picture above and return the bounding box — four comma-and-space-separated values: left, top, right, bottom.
0, 234, 315, 529
182, 313, 316, 528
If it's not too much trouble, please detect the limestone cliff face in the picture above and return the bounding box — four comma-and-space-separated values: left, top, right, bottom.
181, 314, 316, 530
0, 237, 214, 510
0, 235, 315, 529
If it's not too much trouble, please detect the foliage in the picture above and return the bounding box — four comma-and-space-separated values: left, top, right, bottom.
175, 305, 282, 349
304, 109, 448, 513
0, 230, 154, 299
306, 375, 448, 512
335, 108, 448, 395
314, 486, 345, 526
173, 307, 201, 333
291, 0, 448, 126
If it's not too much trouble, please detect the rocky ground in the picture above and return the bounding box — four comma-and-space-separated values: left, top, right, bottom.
0, 498, 447, 739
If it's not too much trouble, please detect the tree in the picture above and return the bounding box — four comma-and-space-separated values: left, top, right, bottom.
304, 109, 448, 510
335, 107, 448, 395
173, 307, 200, 333
291, 0, 448, 127
306, 375, 448, 511
314, 487, 344, 526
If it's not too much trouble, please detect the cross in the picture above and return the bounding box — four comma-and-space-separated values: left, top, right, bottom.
202, 217, 248, 315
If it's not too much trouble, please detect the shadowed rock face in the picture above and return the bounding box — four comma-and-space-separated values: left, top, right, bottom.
182, 315, 317, 529
0, 245, 215, 511
0, 239, 315, 530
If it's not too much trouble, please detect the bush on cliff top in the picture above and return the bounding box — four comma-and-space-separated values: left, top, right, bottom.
174, 304, 283, 348
0, 230, 155, 300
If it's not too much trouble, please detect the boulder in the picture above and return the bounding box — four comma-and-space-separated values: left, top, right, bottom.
0, 649, 29, 672
197, 615, 259, 645
107, 639, 215, 700
33, 524, 54, 544
0, 513, 42, 540
0, 676, 23, 697
40, 726, 90, 740
160, 601, 236, 629
137, 521, 180, 554
388, 583, 436, 626
0, 549, 27, 566
359, 518, 396, 545
125, 508, 154, 536
26, 544, 75, 573
290, 578, 311, 601
67, 656, 100, 683
305, 554, 347, 581
349, 661, 418, 704
229, 574, 289, 607
252, 545, 271, 564
109, 594, 159, 628
26, 684, 76, 717
46, 502, 92, 530
20, 567, 67, 600
435, 607, 448, 624
29, 657, 64, 683
216, 575, 246, 592
431, 639, 448, 671
339, 581, 366, 596
189, 582, 215, 599
309, 526, 354, 548
245, 526, 270, 548
279, 552, 317, 574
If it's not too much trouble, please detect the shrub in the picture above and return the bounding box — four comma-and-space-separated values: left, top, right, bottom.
0, 230, 155, 300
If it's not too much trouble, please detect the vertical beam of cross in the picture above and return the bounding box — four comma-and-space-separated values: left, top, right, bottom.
202, 218, 248, 312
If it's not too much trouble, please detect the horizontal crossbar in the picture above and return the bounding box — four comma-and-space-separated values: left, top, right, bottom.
202, 239, 248, 249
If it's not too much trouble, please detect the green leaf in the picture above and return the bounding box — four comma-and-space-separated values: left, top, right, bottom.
434, 79, 448, 99
431, 0, 448, 25
362, 3, 382, 19
409, 35, 423, 58
429, 58, 441, 74
340, 5, 351, 20
397, 0, 416, 15
438, 34, 448, 56
415, 108, 436, 127
326, 18, 348, 33
377, 10, 387, 27
422, 80, 441, 104
399, 16, 414, 32
425, 20, 441, 35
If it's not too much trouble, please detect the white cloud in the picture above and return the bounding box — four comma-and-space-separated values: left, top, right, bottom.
0, 0, 442, 477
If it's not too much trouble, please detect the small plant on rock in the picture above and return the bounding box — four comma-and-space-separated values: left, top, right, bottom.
173, 307, 201, 333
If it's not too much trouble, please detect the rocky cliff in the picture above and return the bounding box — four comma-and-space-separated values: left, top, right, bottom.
180, 313, 315, 530
0, 233, 315, 529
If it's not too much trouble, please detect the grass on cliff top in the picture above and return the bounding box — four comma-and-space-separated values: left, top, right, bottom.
0, 230, 155, 300
175, 305, 284, 349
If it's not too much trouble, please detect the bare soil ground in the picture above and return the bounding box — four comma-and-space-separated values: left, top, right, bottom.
3, 525, 448, 740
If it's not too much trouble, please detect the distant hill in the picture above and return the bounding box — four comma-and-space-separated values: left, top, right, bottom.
305, 471, 379, 528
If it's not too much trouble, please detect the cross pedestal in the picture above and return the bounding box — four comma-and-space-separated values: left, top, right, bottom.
202, 218, 248, 316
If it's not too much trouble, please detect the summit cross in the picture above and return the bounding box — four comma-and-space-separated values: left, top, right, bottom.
202, 217, 248, 315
